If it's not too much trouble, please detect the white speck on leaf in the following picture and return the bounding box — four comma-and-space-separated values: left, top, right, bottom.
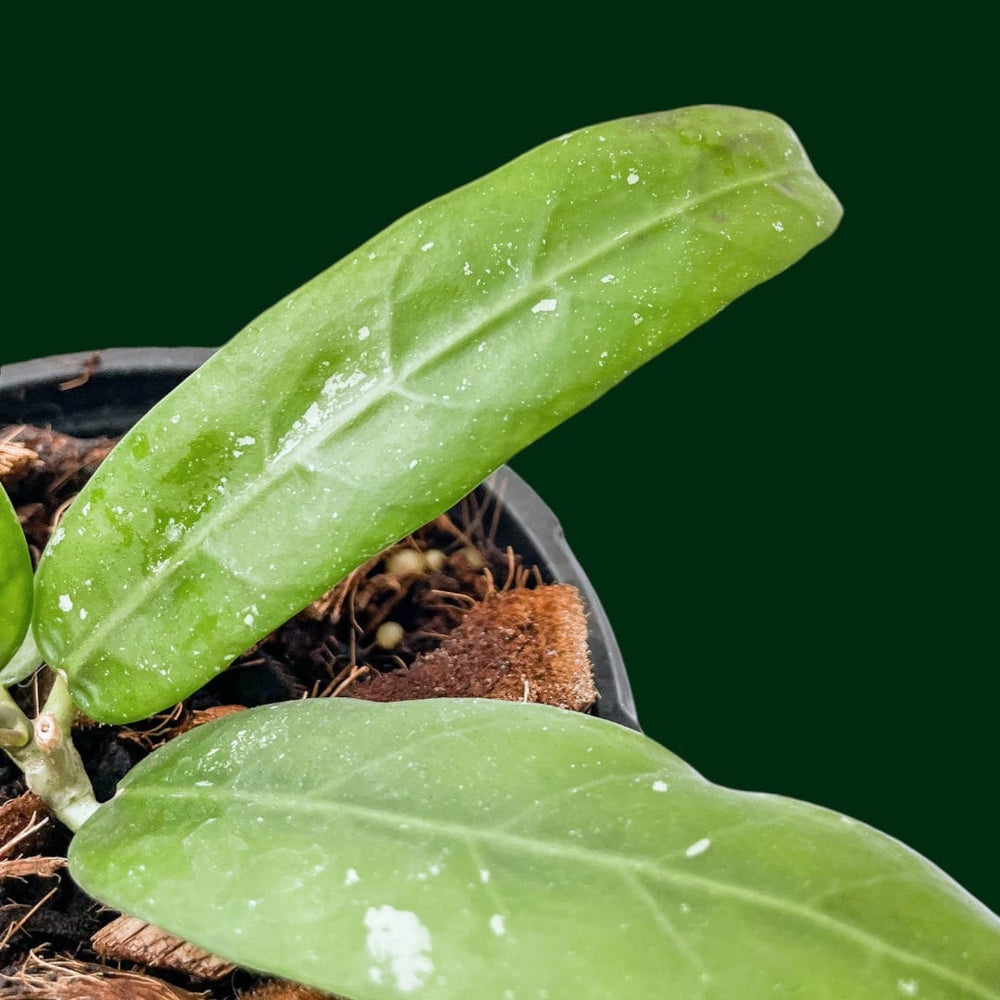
479, 869, 490, 883
600, 274, 615, 283
898, 980, 919, 996
685, 838, 711, 858
421, 241, 435, 251
79, 608, 87, 620
236, 436, 256, 447
364, 905, 434, 993
489, 914, 506, 936
344, 868, 361, 886
772, 220, 784, 232
358, 326, 371, 341
272, 368, 375, 461
532, 298, 557, 314
408, 459, 419, 469
58, 594, 73, 612
302, 403, 322, 431
651, 780, 668, 792
627, 170, 639, 185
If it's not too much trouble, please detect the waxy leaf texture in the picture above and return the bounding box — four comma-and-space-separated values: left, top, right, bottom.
33, 106, 841, 722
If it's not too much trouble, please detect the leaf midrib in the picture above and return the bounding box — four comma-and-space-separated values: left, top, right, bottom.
112, 783, 999, 1000
64, 164, 808, 672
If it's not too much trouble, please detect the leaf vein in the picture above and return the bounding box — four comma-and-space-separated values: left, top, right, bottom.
117, 784, 999, 1000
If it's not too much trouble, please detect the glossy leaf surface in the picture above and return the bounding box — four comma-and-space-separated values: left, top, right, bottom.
35, 106, 842, 722
0, 485, 32, 674
71, 699, 1000, 999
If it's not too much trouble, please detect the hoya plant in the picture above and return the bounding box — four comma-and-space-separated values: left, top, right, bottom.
2, 106, 997, 998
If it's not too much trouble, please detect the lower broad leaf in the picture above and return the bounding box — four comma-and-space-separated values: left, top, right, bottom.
70, 699, 1000, 1000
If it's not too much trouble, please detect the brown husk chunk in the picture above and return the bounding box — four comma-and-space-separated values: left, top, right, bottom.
239, 982, 336, 999
0, 793, 52, 860
348, 584, 597, 710
91, 916, 235, 980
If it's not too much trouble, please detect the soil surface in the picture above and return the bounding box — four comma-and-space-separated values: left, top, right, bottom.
0, 421, 597, 998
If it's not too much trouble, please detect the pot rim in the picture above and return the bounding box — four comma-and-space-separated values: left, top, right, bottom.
1, 347, 640, 731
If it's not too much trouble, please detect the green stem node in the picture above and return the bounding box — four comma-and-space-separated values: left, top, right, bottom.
1, 676, 100, 831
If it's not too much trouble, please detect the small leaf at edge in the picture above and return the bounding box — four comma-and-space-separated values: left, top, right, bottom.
0, 484, 32, 676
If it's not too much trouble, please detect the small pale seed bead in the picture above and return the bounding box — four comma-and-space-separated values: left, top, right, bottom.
386, 548, 425, 576
375, 621, 405, 650
459, 545, 485, 569
424, 548, 446, 571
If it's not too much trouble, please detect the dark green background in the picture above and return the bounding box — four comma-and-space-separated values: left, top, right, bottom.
5, 14, 995, 912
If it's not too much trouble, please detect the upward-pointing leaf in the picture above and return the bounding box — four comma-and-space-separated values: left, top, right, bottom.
35, 106, 842, 723
70, 699, 1000, 999
0, 484, 32, 676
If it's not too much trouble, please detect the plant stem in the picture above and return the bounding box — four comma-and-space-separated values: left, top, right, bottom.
0, 628, 44, 686
1, 674, 99, 832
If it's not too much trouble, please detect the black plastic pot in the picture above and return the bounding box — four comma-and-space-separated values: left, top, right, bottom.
1, 348, 639, 730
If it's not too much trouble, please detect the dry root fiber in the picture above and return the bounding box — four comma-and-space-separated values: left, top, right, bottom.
0, 951, 209, 998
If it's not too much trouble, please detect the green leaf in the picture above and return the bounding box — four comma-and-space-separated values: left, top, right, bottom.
70, 699, 1000, 999
0, 484, 32, 675
35, 106, 842, 723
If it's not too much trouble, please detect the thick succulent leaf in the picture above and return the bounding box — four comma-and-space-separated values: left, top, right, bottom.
0, 484, 32, 675
35, 105, 842, 722
70, 699, 1000, 999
